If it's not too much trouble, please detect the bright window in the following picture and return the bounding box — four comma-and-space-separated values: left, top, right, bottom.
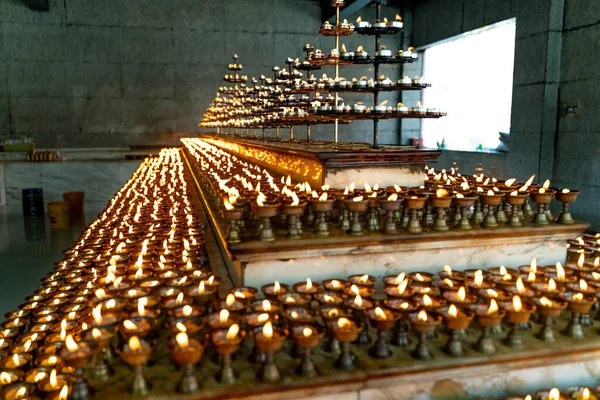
421, 18, 516, 151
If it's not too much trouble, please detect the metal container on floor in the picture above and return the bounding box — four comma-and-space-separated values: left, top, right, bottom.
22, 188, 44, 218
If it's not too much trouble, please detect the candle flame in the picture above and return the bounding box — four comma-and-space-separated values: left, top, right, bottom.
50, 368, 58, 387
263, 321, 273, 339
319, 192, 328, 201
273, 280, 281, 293
306, 277, 313, 291
0, 371, 11, 384
516, 277, 526, 294
262, 299, 272, 312
375, 307, 387, 320
556, 262, 565, 280
548, 388, 560, 400
436, 189, 449, 198
474, 270, 483, 287
176, 332, 189, 348
323, 294, 335, 303
540, 296, 553, 307
505, 178, 516, 187
423, 294, 433, 307
562, 188, 571, 193
354, 294, 363, 307
487, 189, 494, 196
123, 320, 137, 331
448, 304, 458, 317
226, 293, 235, 307
353, 195, 364, 202
512, 295, 523, 312
65, 334, 79, 351
303, 327, 312, 337
129, 336, 141, 351
219, 309, 229, 323
338, 317, 351, 329
183, 305, 193, 317
58, 385, 69, 400
580, 279, 588, 291
12, 353, 19, 366
499, 266, 507, 276
92, 328, 102, 339
457, 286, 466, 301
488, 299, 499, 314
359, 274, 369, 284
331, 280, 341, 289
396, 14, 402, 21
548, 278, 557, 292
527, 271, 536, 282
387, 193, 398, 201
394, 272, 406, 285
573, 293, 584, 301
417, 309, 428, 322
577, 252, 585, 268
175, 292, 184, 306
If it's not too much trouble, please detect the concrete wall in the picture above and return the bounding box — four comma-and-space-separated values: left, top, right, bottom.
0, 0, 404, 148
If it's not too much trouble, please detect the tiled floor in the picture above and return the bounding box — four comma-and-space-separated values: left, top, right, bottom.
0, 204, 105, 317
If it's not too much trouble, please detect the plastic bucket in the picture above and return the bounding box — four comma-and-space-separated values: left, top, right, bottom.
63, 191, 85, 217
48, 201, 71, 229
22, 188, 44, 217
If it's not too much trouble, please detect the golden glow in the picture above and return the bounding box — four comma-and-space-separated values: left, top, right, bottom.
59, 385, 69, 400
516, 277, 526, 294
540, 297, 553, 307
474, 270, 483, 287
417, 309, 428, 322
512, 295, 523, 312
448, 304, 458, 318
423, 294, 433, 307
65, 334, 79, 351
548, 388, 560, 400
488, 299, 499, 314
457, 286, 466, 301
577, 252, 585, 269
375, 307, 387, 320
359, 274, 369, 284
219, 309, 229, 323
387, 193, 398, 201
354, 294, 363, 307
548, 278, 557, 292
262, 299, 272, 312
183, 305, 193, 317
175, 332, 189, 348
0, 371, 11, 384
263, 321, 273, 339
226, 293, 235, 307
580, 279, 589, 292
303, 327, 312, 337
556, 262, 566, 280
306, 277, 313, 291
337, 317, 351, 329
129, 336, 142, 351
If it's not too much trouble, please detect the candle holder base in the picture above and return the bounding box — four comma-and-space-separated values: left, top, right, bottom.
354, 326, 371, 345
482, 205, 498, 228
505, 325, 525, 348
131, 365, 150, 396
334, 342, 356, 370
411, 332, 432, 360
444, 330, 464, 357
366, 208, 380, 232
90, 352, 112, 381
476, 331, 496, 354
178, 365, 200, 393
557, 211, 574, 224
258, 217, 275, 242
258, 359, 282, 383
296, 348, 317, 378
490, 324, 504, 336
432, 208, 449, 231
581, 313, 592, 327
287, 215, 302, 240
406, 209, 422, 234
456, 209, 472, 230
349, 212, 364, 235
248, 345, 266, 364
339, 209, 351, 231
495, 208, 508, 224
392, 327, 412, 347
226, 221, 241, 245
369, 331, 392, 359
383, 211, 398, 234
566, 313, 584, 339
532, 203, 549, 225
325, 336, 342, 354
537, 324, 557, 343
216, 364, 238, 385
315, 213, 330, 236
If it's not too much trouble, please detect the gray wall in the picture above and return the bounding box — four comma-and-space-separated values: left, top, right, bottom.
0, 0, 404, 148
